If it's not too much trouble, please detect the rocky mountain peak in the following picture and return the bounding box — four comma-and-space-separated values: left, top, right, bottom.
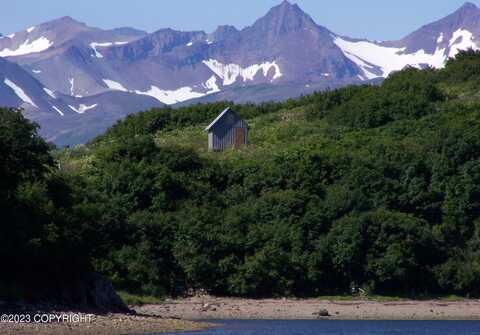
458, 2, 478, 11
212, 25, 239, 41
387, 1, 480, 54
450, 1, 480, 20
251, 0, 317, 36
44, 16, 88, 30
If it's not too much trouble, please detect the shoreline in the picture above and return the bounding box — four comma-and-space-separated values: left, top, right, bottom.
0, 311, 212, 335
3, 297, 480, 335
135, 296, 480, 321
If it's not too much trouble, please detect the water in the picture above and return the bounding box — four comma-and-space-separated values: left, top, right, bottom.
162, 320, 480, 335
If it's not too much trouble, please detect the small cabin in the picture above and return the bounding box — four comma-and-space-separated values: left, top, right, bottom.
205, 107, 249, 151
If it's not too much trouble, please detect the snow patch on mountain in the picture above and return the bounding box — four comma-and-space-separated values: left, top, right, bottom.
43, 87, 56, 98
103, 79, 128, 91
4, 78, 37, 108
52, 105, 64, 116
334, 36, 447, 77
448, 29, 479, 57
90, 41, 129, 58
32, 69, 42, 74
335, 28, 480, 78
27, 26, 36, 33
202, 59, 283, 86
69, 103, 98, 114
90, 43, 107, 58
135, 75, 224, 104
0, 37, 53, 57
437, 33, 444, 44
340, 50, 379, 80
135, 85, 205, 105
204, 76, 220, 94
69, 78, 75, 95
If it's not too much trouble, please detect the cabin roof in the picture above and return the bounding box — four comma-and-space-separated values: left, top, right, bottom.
205, 107, 232, 131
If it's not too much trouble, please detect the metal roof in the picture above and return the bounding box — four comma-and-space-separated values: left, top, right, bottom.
205, 107, 232, 131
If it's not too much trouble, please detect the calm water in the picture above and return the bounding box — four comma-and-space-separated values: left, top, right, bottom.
162, 320, 480, 335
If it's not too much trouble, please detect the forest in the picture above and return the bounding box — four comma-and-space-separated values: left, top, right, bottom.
2, 50, 480, 303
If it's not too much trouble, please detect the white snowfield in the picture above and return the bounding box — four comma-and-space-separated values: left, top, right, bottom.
339, 49, 380, 80
118, 60, 282, 105
3, 78, 37, 108
90, 41, 129, 58
135, 85, 205, 105
52, 105, 64, 116
103, 76, 222, 105
202, 59, 283, 86
68, 103, 98, 114
0, 37, 53, 57
69, 78, 75, 96
334, 28, 480, 79
103, 79, 128, 91
437, 33, 444, 44
27, 26, 36, 33
204, 76, 220, 94
43, 87, 56, 98
448, 29, 479, 57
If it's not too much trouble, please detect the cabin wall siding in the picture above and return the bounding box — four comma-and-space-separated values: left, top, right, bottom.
208, 132, 214, 150
207, 109, 248, 151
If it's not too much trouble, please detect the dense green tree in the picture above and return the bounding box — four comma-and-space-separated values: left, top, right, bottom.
0, 108, 92, 302
6, 51, 480, 302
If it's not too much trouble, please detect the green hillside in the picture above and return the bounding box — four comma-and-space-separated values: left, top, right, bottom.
3, 50, 480, 303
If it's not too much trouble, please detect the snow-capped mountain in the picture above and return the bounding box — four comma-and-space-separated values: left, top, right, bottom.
0, 1, 363, 107
93, 1, 361, 104
202, 1, 360, 83
0, 16, 147, 97
0, 55, 162, 145
1, 1, 480, 145
332, 2, 480, 79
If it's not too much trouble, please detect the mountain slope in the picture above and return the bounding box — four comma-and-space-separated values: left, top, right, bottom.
0, 56, 67, 113
0, 17, 147, 97
0, 55, 163, 145
30, 91, 163, 146
3, 1, 363, 107
207, 1, 360, 82
99, 1, 362, 105
390, 2, 480, 54
333, 2, 480, 79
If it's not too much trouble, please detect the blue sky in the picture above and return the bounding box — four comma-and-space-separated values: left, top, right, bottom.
2, 0, 477, 40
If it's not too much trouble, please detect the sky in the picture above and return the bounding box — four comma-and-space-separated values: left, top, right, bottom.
1, 0, 478, 41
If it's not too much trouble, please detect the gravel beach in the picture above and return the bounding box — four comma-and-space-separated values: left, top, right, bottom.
136, 296, 480, 320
